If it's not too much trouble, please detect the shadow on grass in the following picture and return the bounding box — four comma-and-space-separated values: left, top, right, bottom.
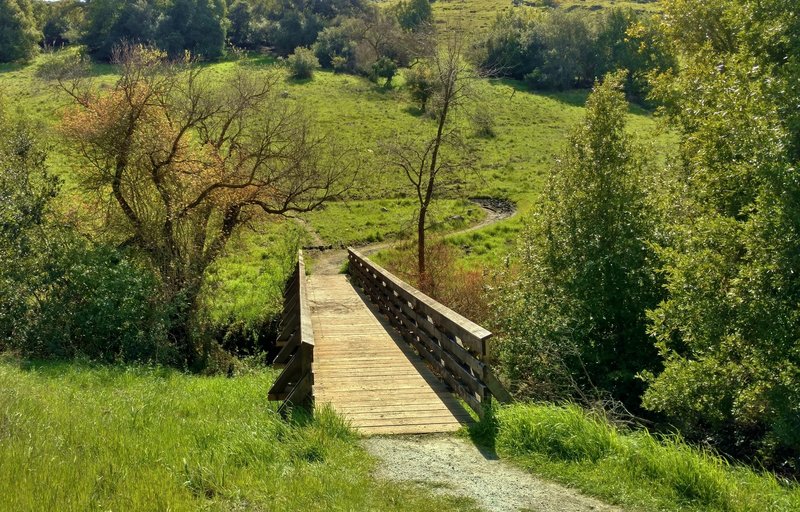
286, 76, 313, 85
464, 401, 501, 460
0, 62, 27, 75
3, 355, 176, 380
403, 105, 425, 117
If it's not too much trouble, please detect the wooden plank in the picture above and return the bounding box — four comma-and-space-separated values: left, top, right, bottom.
338, 409, 473, 420
306, 271, 474, 434
331, 402, 465, 413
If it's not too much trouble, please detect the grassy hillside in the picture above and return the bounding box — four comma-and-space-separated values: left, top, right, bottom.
0, 53, 672, 255
432, 0, 663, 31
0, 358, 478, 511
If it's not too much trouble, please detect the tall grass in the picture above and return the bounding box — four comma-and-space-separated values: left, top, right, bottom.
494, 403, 800, 511
0, 359, 478, 511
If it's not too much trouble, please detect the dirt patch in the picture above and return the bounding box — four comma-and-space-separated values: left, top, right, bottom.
363, 435, 621, 512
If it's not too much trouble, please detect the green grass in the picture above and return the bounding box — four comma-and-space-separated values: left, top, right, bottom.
488, 403, 800, 512
0, 358, 479, 511
432, 0, 664, 32
302, 198, 486, 246
201, 219, 306, 330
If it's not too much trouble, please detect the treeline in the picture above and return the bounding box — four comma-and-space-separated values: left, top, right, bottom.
477, 8, 674, 96
497, 0, 800, 473
0, 0, 433, 65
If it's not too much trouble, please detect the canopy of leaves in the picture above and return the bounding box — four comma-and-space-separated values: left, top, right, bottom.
496, 71, 661, 406
0, 0, 40, 63
642, 0, 800, 469
478, 8, 675, 97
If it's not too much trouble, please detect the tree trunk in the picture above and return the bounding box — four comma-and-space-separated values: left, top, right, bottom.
418, 205, 427, 291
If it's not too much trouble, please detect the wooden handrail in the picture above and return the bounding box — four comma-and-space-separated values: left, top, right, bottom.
347, 248, 511, 419
268, 251, 314, 413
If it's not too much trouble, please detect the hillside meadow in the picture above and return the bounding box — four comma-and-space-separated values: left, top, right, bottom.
0, 51, 673, 270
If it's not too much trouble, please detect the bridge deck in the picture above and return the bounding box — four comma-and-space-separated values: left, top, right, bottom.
308, 274, 472, 435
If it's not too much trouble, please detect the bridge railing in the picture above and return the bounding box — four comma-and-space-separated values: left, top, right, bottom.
268, 251, 314, 413
348, 248, 511, 419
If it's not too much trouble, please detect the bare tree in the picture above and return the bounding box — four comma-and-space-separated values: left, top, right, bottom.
385, 32, 479, 290
58, 44, 356, 355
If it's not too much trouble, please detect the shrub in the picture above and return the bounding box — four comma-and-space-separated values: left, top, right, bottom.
405, 63, 435, 111
34, 242, 174, 363
287, 46, 320, 79
314, 22, 358, 70
472, 110, 496, 138
379, 240, 492, 324
371, 56, 398, 86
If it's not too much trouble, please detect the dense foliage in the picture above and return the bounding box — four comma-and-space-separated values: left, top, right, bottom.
478, 8, 674, 97
496, 0, 800, 472
82, 0, 228, 61
641, 0, 800, 469
496, 71, 661, 406
0, 0, 40, 63
0, 105, 173, 363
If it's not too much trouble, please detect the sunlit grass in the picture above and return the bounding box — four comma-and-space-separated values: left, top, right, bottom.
0, 358, 479, 511
492, 403, 800, 511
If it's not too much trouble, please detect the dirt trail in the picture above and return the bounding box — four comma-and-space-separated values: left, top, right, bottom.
363, 436, 620, 512
304, 198, 517, 275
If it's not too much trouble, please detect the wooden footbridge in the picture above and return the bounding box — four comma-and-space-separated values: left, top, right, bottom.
268, 249, 511, 435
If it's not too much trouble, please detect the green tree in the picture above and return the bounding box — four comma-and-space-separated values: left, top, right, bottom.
0, 0, 40, 63
404, 63, 434, 111
158, 0, 228, 60
395, 0, 432, 32
83, 0, 161, 61
496, 71, 660, 405
227, 1, 253, 48
642, 0, 800, 468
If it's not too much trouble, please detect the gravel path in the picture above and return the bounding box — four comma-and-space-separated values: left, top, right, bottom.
363, 435, 621, 512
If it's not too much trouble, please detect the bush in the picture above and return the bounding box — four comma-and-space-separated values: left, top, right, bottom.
378, 240, 493, 324
33, 242, 174, 363
314, 22, 358, 70
472, 110, 496, 138
405, 63, 435, 111
287, 46, 320, 79
371, 56, 398, 86
0, 116, 173, 364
